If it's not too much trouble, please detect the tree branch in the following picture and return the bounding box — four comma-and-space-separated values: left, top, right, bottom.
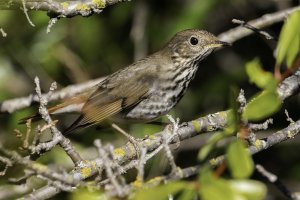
144, 117, 300, 186
23, 115, 300, 199
30, 77, 83, 165
0, 77, 104, 113
19, 66, 300, 198
1, 56, 300, 199
218, 5, 300, 43
0, 0, 130, 18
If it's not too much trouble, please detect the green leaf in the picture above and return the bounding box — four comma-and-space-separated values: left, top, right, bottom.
245, 58, 277, 90
276, 11, 300, 67
70, 187, 104, 200
200, 181, 243, 200
198, 131, 226, 161
227, 140, 254, 179
229, 180, 267, 200
242, 91, 281, 121
199, 168, 266, 200
199, 171, 244, 200
178, 188, 197, 200
198, 86, 239, 161
133, 181, 187, 200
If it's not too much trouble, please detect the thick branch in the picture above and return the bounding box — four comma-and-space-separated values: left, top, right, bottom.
23, 115, 300, 199
0, 0, 129, 18
0, 147, 80, 192
147, 117, 300, 185
21, 67, 300, 198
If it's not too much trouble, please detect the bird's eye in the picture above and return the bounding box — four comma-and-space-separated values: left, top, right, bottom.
190, 37, 198, 45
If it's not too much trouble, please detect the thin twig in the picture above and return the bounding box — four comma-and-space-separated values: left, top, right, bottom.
32, 77, 83, 165
249, 119, 273, 132
0, 147, 79, 189
285, 109, 295, 124
232, 19, 277, 40
0, 155, 13, 176
164, 115, 180, 174
47, 17, 58, 34
94, 140, 129, 197
218, 6, 300, 43
136, 147, 147, 183
0, 27, 7, 37
237, 88, 247, 115
256, 164, 293, 199
21, 0, 35, 27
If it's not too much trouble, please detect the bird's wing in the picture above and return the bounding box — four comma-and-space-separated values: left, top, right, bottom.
18, 88, 96, 124
63, 75, 152, 134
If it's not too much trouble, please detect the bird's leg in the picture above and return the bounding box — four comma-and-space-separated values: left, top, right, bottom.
166, 115, 181, 150
178, 121, 188, 128
111, 123, 141, 158
163, 124, 180, 150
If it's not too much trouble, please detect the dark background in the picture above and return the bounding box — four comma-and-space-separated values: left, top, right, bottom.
0, 0, 299, 199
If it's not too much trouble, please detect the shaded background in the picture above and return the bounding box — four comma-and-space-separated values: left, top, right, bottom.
0, 0, 299, 199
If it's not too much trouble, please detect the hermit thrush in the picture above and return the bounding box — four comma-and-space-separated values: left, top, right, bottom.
20, 29, 230, 134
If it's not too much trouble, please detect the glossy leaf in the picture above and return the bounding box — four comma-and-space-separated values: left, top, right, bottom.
70, 188, 104, 200
198, 131, 226, 161
199, 171, 243, 200
246, 58, 277, 90
133, 181, 187, 200
178, 188, 197, 200
242, 91, 281, 121
276, 11, 300, 67
227, 140, 254, 179
230, 180, 267, 200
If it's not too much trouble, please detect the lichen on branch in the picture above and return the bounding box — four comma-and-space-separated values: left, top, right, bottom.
0, 0, 129, 18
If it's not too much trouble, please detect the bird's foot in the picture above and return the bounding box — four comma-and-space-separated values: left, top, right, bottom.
178, 121, 189, 128
111, 123, 142, 158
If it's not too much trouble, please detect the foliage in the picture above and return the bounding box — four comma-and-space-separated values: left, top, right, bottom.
276, 11, 300, 68
0, 1, 300, 200
243, 58, 281, 121
199, 169, 266, 200
227, 140, 254, 179
133, 181, 188, 200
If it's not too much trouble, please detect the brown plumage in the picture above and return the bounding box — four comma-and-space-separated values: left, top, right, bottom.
20, 29, 230, 135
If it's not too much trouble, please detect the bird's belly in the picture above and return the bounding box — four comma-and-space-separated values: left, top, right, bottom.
118, 88, 186, 122
117, 65, 198, 122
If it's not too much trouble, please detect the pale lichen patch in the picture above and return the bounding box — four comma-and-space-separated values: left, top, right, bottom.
76, 3, 89, 11
81, 167, 92, 178
92, 0, 106, 8
114, 148, 126, 158
192, 120, 201, 132
60, 2, 69, 10
254, 139, 267, 149
132, 176, 143, 188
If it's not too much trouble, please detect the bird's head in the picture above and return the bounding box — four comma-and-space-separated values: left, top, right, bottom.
167, 29, 230, 66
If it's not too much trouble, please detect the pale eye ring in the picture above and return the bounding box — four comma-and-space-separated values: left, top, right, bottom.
190, 37, 198, 45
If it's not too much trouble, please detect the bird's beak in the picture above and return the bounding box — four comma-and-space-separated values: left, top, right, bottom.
207, 40, 231, 49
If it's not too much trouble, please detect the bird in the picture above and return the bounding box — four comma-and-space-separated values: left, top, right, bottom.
20, 29, 230, 135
